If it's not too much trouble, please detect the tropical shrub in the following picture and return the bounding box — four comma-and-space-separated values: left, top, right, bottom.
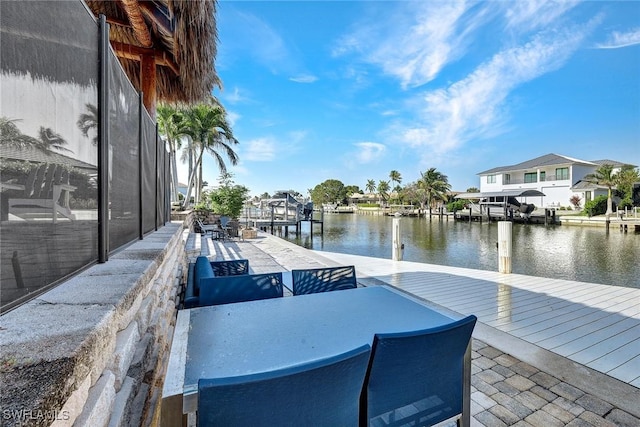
584, 195, 609, 217
446, 199, 468, 212
207, 185, 249, 218
618, 197, 633, 210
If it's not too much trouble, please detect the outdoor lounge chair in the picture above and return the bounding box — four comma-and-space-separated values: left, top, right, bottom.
291, 265, 357, 295
198, 344, 372, 427
7, 163, 76, 223
198, 272, 284, 307
182, 257, 249, 309
195, 219, 220, 239
360, 315, 477, 427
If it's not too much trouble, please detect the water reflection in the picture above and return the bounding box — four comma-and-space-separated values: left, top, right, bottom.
284, 215, 639, 288
497, 284, 512, 322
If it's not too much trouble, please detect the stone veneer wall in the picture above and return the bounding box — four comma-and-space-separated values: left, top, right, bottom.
0, 221, 188, 427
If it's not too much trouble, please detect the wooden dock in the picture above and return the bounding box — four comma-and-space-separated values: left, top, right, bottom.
560, 215, 640, 232
242, 217, 324, 236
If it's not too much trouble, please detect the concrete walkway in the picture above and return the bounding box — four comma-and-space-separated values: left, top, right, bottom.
188, 231, 640, 426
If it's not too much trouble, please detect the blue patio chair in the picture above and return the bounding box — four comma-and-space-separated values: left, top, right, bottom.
198, 344, 372, 427
198, 272, 284, 306
361, 315, 477, 427
210, 259, 249, 277
291, 265, 357, 295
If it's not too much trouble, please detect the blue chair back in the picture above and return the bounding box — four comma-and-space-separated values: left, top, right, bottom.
292, 265, 357, 295
210, 259, 249, 276
194, 256, 215, 296
198, 344, 372, 427
361, 315, 477, 427
198, 272, 283, 307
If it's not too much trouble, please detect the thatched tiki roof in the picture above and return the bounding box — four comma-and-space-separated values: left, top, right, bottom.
85, 0, 220, 117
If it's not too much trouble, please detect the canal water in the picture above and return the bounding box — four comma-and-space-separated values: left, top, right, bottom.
282, 214, 640, 288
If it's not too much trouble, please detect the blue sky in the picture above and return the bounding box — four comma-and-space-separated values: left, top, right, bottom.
189, 0, 640, 197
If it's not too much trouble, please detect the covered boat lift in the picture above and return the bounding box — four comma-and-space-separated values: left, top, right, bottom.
454, 189, 551, 223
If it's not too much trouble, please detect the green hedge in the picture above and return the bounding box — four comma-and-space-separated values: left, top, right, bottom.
584, 195, 608, 217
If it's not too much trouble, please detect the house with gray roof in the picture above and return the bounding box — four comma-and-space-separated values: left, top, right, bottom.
477, 153, 633, 209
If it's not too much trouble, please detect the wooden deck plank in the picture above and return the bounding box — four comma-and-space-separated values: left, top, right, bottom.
313, 250, 640, 387
206, 234, 639, 389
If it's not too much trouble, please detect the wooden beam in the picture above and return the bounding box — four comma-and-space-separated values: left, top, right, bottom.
110, 41, 180, 76
121, 0, 152, 48
106, 16, 132, 29
138, 1, 174, 35
141, 53, 157, 119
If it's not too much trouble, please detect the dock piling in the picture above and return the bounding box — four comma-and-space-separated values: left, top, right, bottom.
498, 221, 512, 274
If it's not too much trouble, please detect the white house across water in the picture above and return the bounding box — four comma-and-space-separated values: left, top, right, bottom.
477, 153, 632, 208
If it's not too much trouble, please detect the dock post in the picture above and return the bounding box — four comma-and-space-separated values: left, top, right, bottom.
392, 212, 403, 261
270, 205, 275, 235
544, 209, 548, 226
498, 221, 512, 274
468, 207, 472, 223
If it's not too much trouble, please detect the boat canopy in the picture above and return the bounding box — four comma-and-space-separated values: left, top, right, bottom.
455, 189, 545, 199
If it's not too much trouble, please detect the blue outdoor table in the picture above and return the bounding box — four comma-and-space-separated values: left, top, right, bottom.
161, 285, 472, 427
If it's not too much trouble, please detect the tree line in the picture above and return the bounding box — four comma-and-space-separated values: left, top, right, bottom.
309, 168, 478, 216
309, 162, 639, 218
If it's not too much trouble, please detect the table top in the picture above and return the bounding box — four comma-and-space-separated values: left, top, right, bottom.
169, 285, 457, 413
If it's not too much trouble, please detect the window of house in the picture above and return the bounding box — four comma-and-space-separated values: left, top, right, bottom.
487, 175, 496, 184
540, 171, 546, 182
524, 172, 537, 183
556, 167, 569, 180
504, 174, 511, 184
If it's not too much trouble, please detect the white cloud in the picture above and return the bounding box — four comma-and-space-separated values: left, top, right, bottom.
353, 142, 386, 164
223, 9, 307, 77
240, 13, 290, 73
289, 74, 318, 83
396, 21, 595, 156
245, 137, 277, 161
596, 28, 640, 49
504, 0, 579, 32
333, 2, 488, 89
225, 110, 240, 127
287, 130, 307, 146
224, 87, 249, 104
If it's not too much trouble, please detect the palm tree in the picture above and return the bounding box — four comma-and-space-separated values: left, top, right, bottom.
418, 168, 451, 219
365, 179, 376, 199
37, 127, 72, 153
180, 102, 239, 210
389, 170, 402, 187
1, 118, 71, 153
377, 180, 390, 207
583, 164, 618, 216
1, 117, 40, 149
158, 104, 188, 203
76, 103, 99, 146
389, 170, 402, 204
